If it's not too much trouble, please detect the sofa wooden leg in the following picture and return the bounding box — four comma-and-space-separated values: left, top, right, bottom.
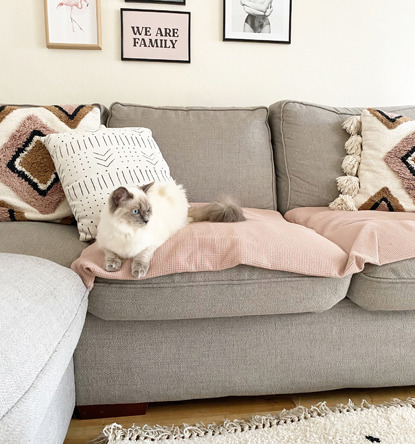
76, 403, 148, 419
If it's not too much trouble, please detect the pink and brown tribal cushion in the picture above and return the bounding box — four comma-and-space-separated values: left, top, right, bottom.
330, 108, 415, 212
0, 105, 101, 222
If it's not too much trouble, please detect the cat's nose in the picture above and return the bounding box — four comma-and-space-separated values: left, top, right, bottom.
142, 216, 149, 224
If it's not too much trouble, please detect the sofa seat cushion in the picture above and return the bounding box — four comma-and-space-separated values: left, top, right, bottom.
89, 265, 351, 321
348, 258, 415, 311
0, 253, 88, 437
0, 221, 87, 268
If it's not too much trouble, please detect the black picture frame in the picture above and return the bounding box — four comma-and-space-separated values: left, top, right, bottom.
223, 0, 292, 44
125, 0, 185, 4
121, 8, 191, 63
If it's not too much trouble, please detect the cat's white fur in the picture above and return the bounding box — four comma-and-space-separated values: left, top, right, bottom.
97, 181, 245, 278
97, 181, 188, 260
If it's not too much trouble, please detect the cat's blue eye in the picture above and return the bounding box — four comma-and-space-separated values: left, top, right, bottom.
132, 209, 139, 215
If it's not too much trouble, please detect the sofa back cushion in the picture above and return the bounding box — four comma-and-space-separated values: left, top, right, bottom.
107, 103, 276, 210
268, 101, 415, 214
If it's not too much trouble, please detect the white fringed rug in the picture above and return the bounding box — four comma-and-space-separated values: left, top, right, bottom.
94, 399, 415, 444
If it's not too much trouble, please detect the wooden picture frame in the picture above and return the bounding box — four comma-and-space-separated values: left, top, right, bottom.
125, 0, 185, 4
44, 0, 102, 49
223, 0, 291, 44
121, 9, 191, 63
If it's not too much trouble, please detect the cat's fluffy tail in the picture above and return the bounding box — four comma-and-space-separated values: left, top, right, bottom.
188, 197, 246, 223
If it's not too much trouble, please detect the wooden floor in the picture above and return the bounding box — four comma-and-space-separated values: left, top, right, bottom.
64, 385, 415, 443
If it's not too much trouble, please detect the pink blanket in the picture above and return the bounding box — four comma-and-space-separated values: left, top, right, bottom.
285, 207, 415, 274
71, 207, 415, 290
71, 208, 348, 289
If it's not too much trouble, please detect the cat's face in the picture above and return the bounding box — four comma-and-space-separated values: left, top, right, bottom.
109, 184, 153, 228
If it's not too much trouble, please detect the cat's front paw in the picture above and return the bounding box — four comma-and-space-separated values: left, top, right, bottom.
131, 260, 150, 278
105, 257, 122, 272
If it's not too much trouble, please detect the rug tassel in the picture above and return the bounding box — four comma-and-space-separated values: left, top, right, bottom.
89, 398, 415, 443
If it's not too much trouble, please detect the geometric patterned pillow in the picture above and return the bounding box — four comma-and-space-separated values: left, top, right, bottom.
330, 108, 415, 212
0, 105, 101, 223
355, 108, 415, 211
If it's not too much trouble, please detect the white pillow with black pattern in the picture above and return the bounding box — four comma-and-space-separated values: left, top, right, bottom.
42, 126, 173, 241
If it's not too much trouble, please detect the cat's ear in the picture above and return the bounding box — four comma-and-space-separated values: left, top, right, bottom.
141, 182, 155, 194
110, 187, 133, 211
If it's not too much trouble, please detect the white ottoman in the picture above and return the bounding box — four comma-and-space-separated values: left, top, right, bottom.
0, 254, 88, 444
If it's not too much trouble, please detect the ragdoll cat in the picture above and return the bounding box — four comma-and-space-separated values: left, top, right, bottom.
96, 181, 245, 278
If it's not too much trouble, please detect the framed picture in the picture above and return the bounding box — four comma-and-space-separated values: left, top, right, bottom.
44, 0, 102, 49
223, 0, 291, 44
121, 9, 191, 63
125, 0, 185, 4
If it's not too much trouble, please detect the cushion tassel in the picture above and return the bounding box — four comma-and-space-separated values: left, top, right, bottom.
329, 194, 357, 211
342, 154, 360, 176
336, 175, 359, 197
344, 135, 362, 155
342, 116, 362, 135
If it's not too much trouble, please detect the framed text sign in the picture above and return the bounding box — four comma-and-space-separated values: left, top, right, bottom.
121, 9, 191, 63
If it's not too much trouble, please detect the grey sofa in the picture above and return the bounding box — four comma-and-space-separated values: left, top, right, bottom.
2, 100, 415, 423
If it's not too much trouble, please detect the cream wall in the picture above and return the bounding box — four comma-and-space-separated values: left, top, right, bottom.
1, 0, 415, 108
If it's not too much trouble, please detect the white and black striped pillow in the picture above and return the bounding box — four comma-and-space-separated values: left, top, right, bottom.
42, 127, 173, 241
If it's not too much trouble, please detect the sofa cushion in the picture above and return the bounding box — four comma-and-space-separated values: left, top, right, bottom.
89, 265, 352, 321
43, 127, 173, 241
0, 254, 88, 441
107, 103, 276, 210
268, 101, 415, 214
0, 103, 109, 125
347, 258, 415, 311
0, 105, 101, 223
0, 221, 86, 268
356, 109, 415, 212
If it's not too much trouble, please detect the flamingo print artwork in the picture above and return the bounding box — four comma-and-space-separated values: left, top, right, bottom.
57, 0, 89, 32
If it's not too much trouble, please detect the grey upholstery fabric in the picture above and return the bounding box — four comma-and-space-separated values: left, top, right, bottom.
0, 222, 352, 321
107, 103, 276, 210
0, 222, 87, 268
268, 101, 415, 213
75, 299, 415, 405
34, 361, 75, 444
0, 254, 88, 443
348, 258, 415, 311
90, 266, 351, 321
